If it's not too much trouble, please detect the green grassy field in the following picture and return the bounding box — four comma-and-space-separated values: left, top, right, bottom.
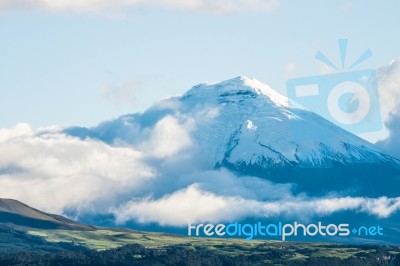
26, 228, 400, 263
28, 229, 271, 251
2, 198, 399, 265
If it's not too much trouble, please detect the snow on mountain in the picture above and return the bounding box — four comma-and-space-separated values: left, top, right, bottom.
181, 76, 396, 168
65, 76, 400, 196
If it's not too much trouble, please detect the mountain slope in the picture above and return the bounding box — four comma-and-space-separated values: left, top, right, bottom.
180, 77, 396, 167
65, 76, 400, 197
0, 198, 93, 230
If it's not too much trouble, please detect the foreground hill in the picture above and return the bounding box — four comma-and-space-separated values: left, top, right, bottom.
0, 198, 399, 265
0, 198, 93, 230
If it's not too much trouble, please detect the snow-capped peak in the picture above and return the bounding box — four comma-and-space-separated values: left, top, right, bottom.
176, 76, 397, 168
67, 76, 398, 171
63, 76, 400, 201
183, 76, 289, 107
232, 76, 289, 107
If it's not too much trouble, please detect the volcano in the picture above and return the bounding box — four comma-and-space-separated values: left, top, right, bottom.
66, 76, 400, 198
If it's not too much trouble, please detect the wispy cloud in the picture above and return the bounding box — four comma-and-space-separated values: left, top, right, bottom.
375, 58, 400, 158
138, 115, 195, 158
377, 58, 400, 124
376, 112, 400, 159
113, 184, 400, 226
100, 80, 141, 104
0, 0, 280, 15
1, 121, 400, 227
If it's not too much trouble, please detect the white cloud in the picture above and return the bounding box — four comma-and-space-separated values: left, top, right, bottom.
375, 112, 400, 158
0, 0, 280, 15
0, 124, 155, 214
112, 185, 400, 226
1, 122, 400, 227
0, 115, 196, 216
362, 197, 400, 218
0, 123, 33, 142
376, 58, 400, 123
374, 58, 400, 157
139, 114, 195, 158
350, 58, 400, 144
113, 184, 251, 226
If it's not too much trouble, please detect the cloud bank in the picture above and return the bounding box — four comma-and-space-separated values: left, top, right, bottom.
1, 120, 400, 227
113, 185, 400, 226
0, 123, 155, 214
377, 59, 400, 124
376, 58, 400, 157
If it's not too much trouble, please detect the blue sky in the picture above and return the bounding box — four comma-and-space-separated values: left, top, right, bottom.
1, 0, 400, 129
1, 0, 400, 230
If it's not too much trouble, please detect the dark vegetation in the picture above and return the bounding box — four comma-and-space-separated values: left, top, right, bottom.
0, 234, 399, 266
0, 198, 399, 265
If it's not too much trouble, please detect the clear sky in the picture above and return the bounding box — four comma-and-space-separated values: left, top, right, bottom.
1, 0, 400, 129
